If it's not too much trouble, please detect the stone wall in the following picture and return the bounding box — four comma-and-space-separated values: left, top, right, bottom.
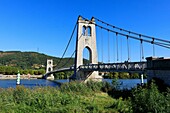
146, 57, 170, 86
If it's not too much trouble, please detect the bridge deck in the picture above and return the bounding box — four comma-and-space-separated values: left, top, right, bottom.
44, 62, 147, 77
78, 62, 146, 73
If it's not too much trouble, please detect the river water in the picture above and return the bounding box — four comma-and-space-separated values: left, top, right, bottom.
0, 79, 147, 89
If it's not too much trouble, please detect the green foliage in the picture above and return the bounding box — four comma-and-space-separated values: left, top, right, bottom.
0, 66, 45, 75
0, 82, 133, 113
54, 71, 73, 79
103, 72, 145, 79
119, 72, 130, 79
0, 81, 169, 112
130, 73, 139, 79
108, 97, 132, 113
0, 51, 74, 70
0, 66, 18, 75
131, 81, 170, 113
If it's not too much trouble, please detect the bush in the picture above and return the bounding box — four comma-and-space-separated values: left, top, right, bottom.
131, 81, 170, 113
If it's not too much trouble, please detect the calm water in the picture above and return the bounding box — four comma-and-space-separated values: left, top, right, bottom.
0, 79, 147, 89
103, 79, 147, 89
0, 79, 59, 88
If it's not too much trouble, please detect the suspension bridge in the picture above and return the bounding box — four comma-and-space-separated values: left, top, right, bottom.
44, 16, 170, 84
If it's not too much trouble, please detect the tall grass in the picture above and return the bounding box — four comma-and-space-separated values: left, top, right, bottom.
0, 81, 132, 113
0, 80, 169, 112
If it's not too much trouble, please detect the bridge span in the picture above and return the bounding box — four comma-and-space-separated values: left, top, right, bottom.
44, 61, 146, 78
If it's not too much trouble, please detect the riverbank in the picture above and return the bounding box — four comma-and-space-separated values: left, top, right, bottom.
0, 74, 43, 79
0, 81, 169, 112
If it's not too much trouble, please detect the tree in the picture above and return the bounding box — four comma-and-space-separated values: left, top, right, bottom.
113, 72, 119, 79
131, 73, 139, 79
119, 72, 130, 79
38, 69, 45, 75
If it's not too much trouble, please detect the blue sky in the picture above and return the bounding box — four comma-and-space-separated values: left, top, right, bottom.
0, 0, 170, 62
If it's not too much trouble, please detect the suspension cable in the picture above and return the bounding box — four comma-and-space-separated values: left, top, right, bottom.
139, 35, 142, 61
120, 34, 122, 62
113, 32, 116, 62
93, 16, 170, 44
108, 30, 110, 63
140, 39, 144, 61
127, 35, 130, 62
59, 33, 83, 68
59, 50, 76, 68
80, 16, 170, 49
101, 27, 104, 63
152, 38, 155, 56
56, 22, 77, 67
116, 32, 119, 62
94, 23, 170, 49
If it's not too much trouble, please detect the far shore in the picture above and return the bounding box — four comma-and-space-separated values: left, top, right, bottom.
0, 74, 43, 79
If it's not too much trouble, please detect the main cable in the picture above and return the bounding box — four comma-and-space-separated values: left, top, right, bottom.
80, 16, 170, 49
94, 23, 170, 49
59, 33, 84, 68
93, 16, 170, 44
56, 22, 77, 68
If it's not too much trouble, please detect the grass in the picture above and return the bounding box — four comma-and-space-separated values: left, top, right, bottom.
0, 81, 132, 113
0, 80, 169, 113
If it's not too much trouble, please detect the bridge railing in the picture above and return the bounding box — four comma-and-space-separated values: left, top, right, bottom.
78, 62, 147, 72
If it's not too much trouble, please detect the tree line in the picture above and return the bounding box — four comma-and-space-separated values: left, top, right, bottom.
0, 66, 45, 75
102, 72, 147, 79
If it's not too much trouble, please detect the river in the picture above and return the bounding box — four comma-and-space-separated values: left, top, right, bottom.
0, 79, 147, 89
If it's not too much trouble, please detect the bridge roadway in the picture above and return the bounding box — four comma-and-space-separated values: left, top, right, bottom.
78, 62, 146, 73
44, 61, 147, 77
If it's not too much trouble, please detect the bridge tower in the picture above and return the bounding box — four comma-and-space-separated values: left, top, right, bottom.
72, 16, 102, 81
46, 59, 54, 80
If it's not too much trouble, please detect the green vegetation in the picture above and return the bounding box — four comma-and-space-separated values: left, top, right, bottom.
0, 51, 91, 76
102, 72, 147, 79
54, 71, 74, 79
0, 51, 91, 69
0, 80, 169, 113
131, 82, 170, 113
0, 66, 45, 75
0, 51, 75, 69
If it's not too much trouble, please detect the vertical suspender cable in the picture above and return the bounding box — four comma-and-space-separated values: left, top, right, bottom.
139, 34, 144, 61
141, 39, 144, 61
113, 33, 116, 62
140, 39, 144, 61
116, 32, 119, 62
101, 27, 103, 63
139, 35, 142, 61
129, 32, 131, 62
120, 35, 122, 62
152, 38, 155, 56
108, 30, 110, 63
127, 35, 130, 62
120, 29, 123, 62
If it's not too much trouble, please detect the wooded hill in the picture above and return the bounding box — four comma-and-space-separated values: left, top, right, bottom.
0, 51, 75, 69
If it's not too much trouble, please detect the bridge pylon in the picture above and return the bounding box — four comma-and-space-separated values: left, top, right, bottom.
46, 59, 54, 80
71, 16, 102, 81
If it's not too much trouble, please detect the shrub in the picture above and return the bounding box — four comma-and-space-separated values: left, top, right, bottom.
131, 82, 170, 113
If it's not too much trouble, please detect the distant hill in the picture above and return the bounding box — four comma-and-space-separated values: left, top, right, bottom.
0, 51, 75, 69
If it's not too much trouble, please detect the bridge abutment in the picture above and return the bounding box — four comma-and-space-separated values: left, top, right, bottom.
146, 57, 170, 86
